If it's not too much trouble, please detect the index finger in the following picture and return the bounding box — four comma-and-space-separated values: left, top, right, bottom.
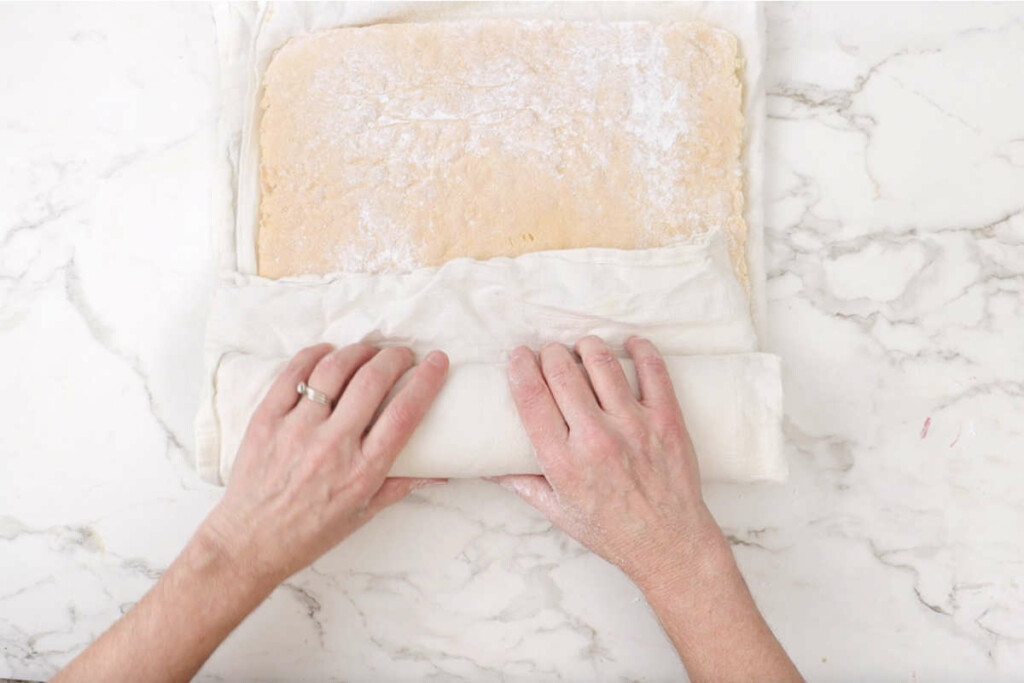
508, 346, 568, 454
359, 351, 450, 474
625, 337, 681, 412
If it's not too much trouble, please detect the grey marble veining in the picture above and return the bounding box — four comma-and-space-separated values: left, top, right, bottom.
1, 3, 1022, 681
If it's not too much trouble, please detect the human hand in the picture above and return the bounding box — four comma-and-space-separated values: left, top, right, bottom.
495, 336, 721, 589
201, 343, 449, 590
496, 337, 802, 681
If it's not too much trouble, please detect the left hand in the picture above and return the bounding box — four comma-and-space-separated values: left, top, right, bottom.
200, 343, 450, 589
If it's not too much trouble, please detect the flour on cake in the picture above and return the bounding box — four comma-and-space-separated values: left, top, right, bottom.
257, 20, 747, 283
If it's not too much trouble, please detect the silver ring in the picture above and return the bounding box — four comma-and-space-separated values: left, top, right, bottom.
296, 381, 334, 408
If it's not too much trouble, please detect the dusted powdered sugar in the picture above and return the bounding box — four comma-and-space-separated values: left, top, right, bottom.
258, 20, 746, 280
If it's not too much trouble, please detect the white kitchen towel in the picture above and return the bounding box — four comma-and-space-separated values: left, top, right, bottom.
196, 2, 785, 486
195, 229, 786, 485
209, 352, 784, 484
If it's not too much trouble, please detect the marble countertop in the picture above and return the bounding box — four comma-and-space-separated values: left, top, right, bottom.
2, 3, 1023, 681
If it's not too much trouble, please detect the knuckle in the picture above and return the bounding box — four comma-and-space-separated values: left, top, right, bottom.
310, 359, 334, 380
336, 431, 360, 456
353, 364, 389, 392
385, 398, 420, 433
543, 359, 575, 386
654, 413, 688, 443
636, 353, 667, 373
577, 419, 618, 455
306, 443, 333, 469
349, 342, 376, 356
586, 347, 618, 369
621, 417, 651, 446
516, 377, 549, 406
350, 461, 384, 499
643, 402, 684, 436
520, 378, 544, 401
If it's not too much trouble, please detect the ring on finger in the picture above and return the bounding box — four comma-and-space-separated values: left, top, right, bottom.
296, 381, 335, 409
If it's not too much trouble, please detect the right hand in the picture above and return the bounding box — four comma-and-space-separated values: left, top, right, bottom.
495, 336, 724, 588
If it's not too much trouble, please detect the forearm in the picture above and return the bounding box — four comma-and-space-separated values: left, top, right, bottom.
54, 522, 272, 683
636, 524, 802, 683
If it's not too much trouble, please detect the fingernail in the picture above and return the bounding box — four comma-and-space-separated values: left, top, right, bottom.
415, 479, 447, 490
425, 350, 448, 368
510, 345, 531, 361
508, 349, 530, 385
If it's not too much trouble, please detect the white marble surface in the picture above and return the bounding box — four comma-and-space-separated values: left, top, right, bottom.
1, 3, 1023, 681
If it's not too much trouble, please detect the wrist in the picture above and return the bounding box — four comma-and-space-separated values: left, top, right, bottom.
625, 512, 800, 682
190, 506, 279, 602
627, 507, 737, 599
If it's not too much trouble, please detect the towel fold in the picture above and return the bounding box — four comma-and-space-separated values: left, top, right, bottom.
194, 231, 785, 485
203, 351, 784, 485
